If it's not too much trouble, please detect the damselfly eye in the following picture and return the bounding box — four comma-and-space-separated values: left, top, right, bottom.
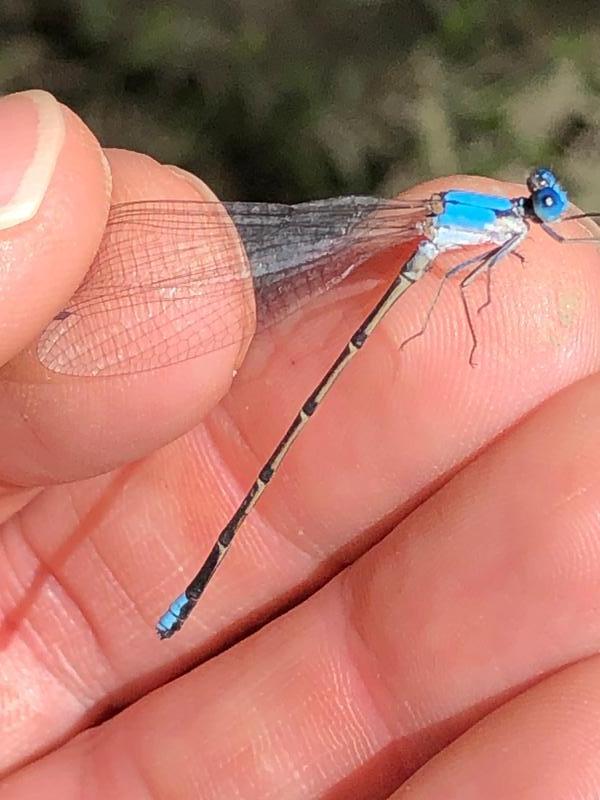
532, 186, 567, 222
527, 167, 558, 192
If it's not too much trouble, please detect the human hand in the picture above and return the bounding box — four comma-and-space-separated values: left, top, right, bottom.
2, 89, 600, 798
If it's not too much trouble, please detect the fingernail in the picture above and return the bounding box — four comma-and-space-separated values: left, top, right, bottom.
0, 90, 65, 231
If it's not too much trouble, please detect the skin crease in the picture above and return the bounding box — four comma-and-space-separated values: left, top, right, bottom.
1, 91, 600, 798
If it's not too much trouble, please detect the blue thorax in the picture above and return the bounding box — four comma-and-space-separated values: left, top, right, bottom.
436, 167, 569, 232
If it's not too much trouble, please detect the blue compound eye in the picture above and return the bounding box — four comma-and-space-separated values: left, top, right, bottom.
527, 167, 558, 192
532, 186, 568, 222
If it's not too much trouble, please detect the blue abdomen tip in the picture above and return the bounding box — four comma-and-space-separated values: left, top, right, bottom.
156, 593, 189, 637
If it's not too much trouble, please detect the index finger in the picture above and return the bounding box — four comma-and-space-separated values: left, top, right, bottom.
0, 145, 254, 487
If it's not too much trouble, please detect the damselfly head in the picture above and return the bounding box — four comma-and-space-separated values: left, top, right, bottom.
527, 167, 569, 223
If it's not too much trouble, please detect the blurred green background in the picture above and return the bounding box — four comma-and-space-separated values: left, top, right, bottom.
1, 0, 600, 206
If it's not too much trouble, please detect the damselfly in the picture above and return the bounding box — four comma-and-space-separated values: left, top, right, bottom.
35, 167, 599, 638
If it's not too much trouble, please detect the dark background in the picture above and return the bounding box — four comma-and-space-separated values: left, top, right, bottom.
2, 0, 599, 206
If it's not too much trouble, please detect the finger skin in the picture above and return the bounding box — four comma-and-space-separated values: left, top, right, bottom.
3, 375, 600, 796
1, 170, 600, 775
392, 657, 600, 799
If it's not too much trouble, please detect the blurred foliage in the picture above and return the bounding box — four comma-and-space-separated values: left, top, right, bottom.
1, 0, 600, 206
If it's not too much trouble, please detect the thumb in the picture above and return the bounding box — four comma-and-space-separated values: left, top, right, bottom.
0, 89, 111, 367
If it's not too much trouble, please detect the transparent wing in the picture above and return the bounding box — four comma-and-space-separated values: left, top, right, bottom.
37, 196, 429, 377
